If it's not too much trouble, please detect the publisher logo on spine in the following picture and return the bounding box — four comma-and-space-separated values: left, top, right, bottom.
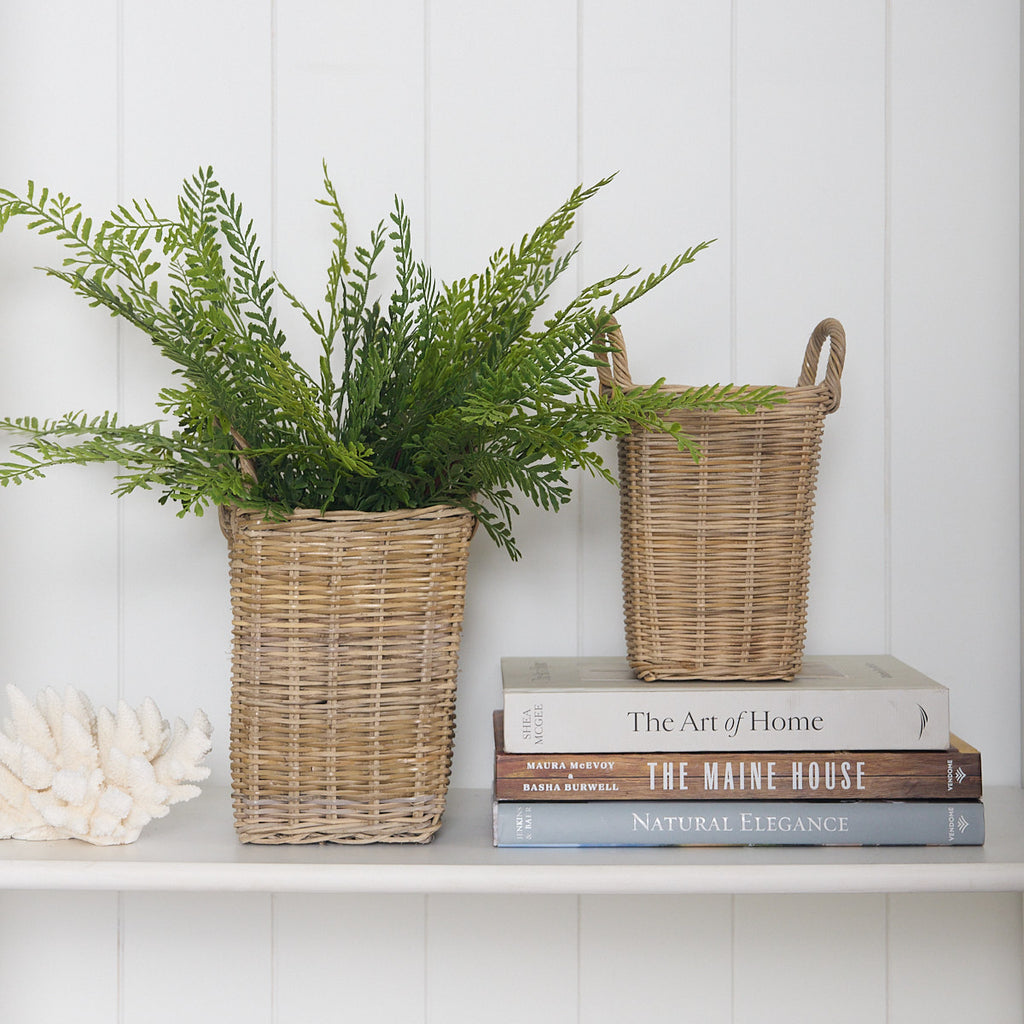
946, 806, 971, 842
947, 760, 968, 791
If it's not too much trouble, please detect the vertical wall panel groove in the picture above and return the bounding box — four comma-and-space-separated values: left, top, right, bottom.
123, 893, 273, 1023
0, 893, 119, 1023
883, 0, 895, 658
578, 0, 733, 660
1019, 0, 1024, 792
888, 0, 1021, 783
889, 894, 1024, 1021
574, 0, 586, 659
735, 0, 888, 661
115, 2, 128, 1009
581, 896, 733, 1023
730, 0, 740, 382
735, 895, 887, 1023
423, 0, 433, 266
428, 0, 580, 790
429, 895, 578, 1023
275, 895, 427, 1022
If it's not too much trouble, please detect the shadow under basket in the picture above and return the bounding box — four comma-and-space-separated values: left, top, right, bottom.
598, 317, 846, 682
220, 503, 476, 844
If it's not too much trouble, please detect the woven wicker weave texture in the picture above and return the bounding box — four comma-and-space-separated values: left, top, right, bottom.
599, 317, 846, 681
222, 504, 475, 844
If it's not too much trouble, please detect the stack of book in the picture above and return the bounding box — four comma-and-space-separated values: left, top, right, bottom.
491, 655, 984, 847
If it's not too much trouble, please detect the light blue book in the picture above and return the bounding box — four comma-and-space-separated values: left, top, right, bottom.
493, 798, 985, 847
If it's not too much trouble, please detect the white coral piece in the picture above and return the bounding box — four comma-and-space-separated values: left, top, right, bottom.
0, 685, 212, 845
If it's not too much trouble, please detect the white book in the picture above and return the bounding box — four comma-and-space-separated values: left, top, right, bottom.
501, 655, 950, 753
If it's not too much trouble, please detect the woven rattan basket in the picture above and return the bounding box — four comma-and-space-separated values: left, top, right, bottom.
598, 317, 846, 681
221, 503, 476, 844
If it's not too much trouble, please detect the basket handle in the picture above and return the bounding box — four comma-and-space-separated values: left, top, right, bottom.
596, 314, 846, 411
797, 317, 846, 413
594, 315, 633, 394
218, 425, 259, 540
228, 426, 259, 483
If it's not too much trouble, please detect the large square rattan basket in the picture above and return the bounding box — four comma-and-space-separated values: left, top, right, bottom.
221, 503, 475, 843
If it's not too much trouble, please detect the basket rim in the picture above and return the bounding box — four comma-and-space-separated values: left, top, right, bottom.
224, 502, 474, 521
647, 380, 833, 401
219, 502, 478, 538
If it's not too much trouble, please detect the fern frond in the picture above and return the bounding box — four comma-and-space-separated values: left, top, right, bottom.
0, 166, 785, 558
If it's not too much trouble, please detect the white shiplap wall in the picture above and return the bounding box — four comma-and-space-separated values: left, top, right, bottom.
0, 2, 1021, 1021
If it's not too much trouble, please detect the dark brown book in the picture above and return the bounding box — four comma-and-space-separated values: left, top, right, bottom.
492, 711, 982, 801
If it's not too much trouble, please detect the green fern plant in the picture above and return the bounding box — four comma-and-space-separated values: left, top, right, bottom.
0, 167, 782, 558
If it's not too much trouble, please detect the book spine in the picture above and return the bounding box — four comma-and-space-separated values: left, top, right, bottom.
503, 688, 949, 753
492, 799, 985, 847
495, 747, 982, 801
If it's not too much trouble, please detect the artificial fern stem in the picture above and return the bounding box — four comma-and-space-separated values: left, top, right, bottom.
0, 166, 783, 558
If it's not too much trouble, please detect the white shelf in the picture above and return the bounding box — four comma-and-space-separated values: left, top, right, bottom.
1, 786, 1022, 895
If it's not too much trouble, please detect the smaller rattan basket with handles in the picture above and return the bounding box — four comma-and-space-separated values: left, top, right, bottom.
598, 317, 846, 682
